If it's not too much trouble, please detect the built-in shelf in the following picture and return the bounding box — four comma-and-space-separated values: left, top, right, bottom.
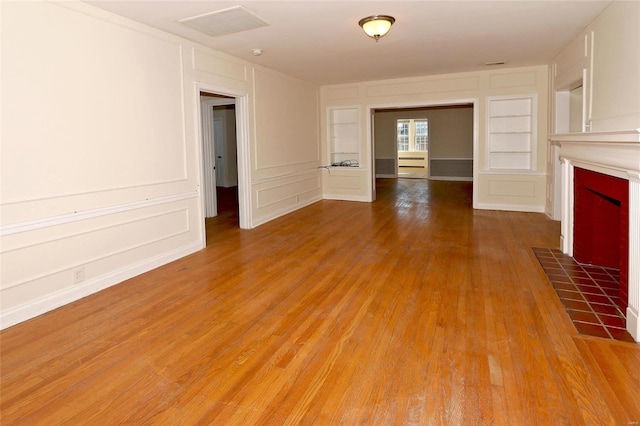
487, 95, 537, 171
328, 107, 360, 165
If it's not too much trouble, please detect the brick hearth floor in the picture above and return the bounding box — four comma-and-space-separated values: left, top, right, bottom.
533, 247, 635, 343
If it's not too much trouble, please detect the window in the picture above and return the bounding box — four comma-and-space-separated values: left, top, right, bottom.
397, 118, 428, 152
397, 120, 409, 151
415, 120, 429, 151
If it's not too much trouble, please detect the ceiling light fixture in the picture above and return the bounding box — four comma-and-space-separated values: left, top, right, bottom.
358, 15, 395, 42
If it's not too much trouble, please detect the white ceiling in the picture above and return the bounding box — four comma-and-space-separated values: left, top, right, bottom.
84, 0, 611, 85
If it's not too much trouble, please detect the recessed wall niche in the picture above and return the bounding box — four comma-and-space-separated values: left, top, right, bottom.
555, 79, 585, 133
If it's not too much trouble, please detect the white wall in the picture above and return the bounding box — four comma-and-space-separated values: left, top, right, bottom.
550, 1, 640, 132
320, 66, 549, 211
250, 68, 321, 225
590, 1, 640, 131
0, 1, 321, 328
547, 1, 640, 218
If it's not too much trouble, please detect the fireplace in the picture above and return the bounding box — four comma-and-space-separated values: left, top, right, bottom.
550, 130, 640, 342
573, 167, 629, 312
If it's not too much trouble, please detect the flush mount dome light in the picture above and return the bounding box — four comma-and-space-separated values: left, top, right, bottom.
359, 15, 395, 42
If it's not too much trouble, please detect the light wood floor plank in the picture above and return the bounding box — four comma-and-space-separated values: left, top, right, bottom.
1, 179, 638, 425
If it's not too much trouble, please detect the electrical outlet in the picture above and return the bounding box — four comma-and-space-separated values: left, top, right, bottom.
73, 267, 85, 284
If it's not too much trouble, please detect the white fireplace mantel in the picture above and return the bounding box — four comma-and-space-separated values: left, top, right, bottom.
549, 129, 640, 342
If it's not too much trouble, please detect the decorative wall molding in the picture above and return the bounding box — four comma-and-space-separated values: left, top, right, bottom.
251, 196, 322, 228
0, 241, 202, 330
2, 208, 190, 291
365, 76, 480, 98
550, 129, 640, 143
256, 176, 321, 209
1, 191, 199, 237
251, 168, 320, 185
323, 194, 370, 202
475, 203, 545, 213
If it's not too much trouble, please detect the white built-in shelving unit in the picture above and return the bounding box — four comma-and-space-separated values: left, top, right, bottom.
487, 95, 537, 171
328, 107, 360, 166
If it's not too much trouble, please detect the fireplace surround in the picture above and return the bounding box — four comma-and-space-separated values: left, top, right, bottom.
550, 130, 640, 342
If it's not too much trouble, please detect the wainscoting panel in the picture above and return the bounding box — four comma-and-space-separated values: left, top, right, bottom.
430, 159, 473, 179
375, 158, 396, 176
252, 171, 323, 227
0, 195, 202, 329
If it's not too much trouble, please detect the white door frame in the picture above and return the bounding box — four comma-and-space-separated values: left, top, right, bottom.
201, 98, 220, 218
201, 97, 237, 218
366, 98, 479, 208
196, 84, 252, 232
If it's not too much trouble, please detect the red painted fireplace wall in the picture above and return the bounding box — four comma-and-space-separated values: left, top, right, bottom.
574, 168, 629, 311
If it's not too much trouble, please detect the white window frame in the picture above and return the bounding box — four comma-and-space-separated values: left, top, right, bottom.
397, 119, 410, 151
414, 119, 429, 151
397, 118, 429, 152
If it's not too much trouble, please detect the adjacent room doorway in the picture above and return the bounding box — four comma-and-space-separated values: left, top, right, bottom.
369, 99, 477, 206
199, 89, 250, 244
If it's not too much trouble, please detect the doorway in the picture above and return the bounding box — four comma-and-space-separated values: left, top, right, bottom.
369, 100, 477, 205
199, 89, 247, 244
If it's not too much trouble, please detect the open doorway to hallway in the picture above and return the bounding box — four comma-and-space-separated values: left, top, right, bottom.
200, 92, 239, 244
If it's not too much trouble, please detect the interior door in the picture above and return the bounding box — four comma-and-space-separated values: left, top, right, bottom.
201, 101, 217, 218
213, 117, 225, 187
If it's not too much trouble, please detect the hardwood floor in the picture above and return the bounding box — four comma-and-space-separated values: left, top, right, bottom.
1, 179, 638, 425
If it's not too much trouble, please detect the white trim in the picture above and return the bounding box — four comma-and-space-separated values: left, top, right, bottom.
472, 101, 480, 208
323, 194, 370, 202
0, 241, 202, 330
251, 196, 322, 228
252, 169, 320, 185
476, 203, 546, 213
200, 98, 219, 218
201, 98, 236, 107
628, 172, 640, 342
0, 191, 198, 237
550, 129, 640, 143
478, 170, 546, 176
195, 83, 252, 229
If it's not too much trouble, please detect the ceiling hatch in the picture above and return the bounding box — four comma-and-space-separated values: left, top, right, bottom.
179, 6, 269, 37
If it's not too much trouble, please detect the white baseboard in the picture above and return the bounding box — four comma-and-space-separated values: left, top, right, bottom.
375, 174, 397, 178
251, 196, 322, 228
476, 203, 546, 213
0, 241, 203, 330
323, 194, 371, 202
